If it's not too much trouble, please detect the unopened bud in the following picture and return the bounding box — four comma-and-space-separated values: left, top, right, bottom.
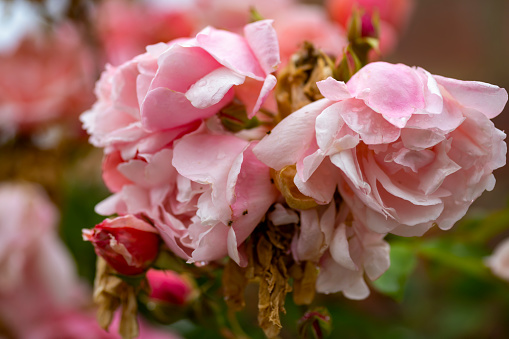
146, 269, 196, 305
83, 215, 160, 276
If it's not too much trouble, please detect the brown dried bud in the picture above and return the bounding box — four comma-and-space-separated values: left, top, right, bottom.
290, 261, 318, 306
271, 166, 318, 210
275, 42, 335, 120
93, 257, 146, 339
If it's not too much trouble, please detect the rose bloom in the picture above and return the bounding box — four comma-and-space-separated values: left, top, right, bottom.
273, 201, 389, 300
97, 131, 278, 266
96, 0, 196, 66
82, 19, 280, 161
254, 61, 507, 236
0, 182, 181, 339
0, 23, 94, 136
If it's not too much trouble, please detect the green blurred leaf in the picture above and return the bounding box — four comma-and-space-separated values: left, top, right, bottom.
417, 238, 490, 279
372, 242, 418, 301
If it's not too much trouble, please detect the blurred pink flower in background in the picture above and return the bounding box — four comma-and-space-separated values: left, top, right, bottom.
96, 0, 196, 66
326, 0, 415, 56
486, 238, 509, 281
195, 0, 293, 32
272, 4, 347, 66
0, 23, 95, 137
0, 182, 180, 339
254, 61, 507, 237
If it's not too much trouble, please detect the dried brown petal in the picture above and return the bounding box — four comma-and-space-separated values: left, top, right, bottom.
291, 261, 318, 306
223, 259, 248, 311
271, 166, 318, 210
93, 257, 143, 339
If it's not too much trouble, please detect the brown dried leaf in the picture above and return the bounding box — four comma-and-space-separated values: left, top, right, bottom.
291, 261, 318, 306
223, 259, 248, 311
93, 258, 142, 339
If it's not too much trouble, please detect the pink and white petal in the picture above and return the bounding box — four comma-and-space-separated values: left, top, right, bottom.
295, 158, 338, 205
230, 142, 278, 241
316, 77, 352, 102
243, 20, 280, 75
434, 74, 508, 119
173, 134, 248, 184
141, 87, 233, 131
185, 67, 245, 109
336, 100, 401, 143
195, 26, 265, 80
329, 223, 357, 271
151, 45, 221, 93
268, 203, 299, 226
416, 67, 443, 114
348, 62, 425, 118
254, 98, 333, 170
363, 241, 390, 280
248, 74, 277, 118
294, 209, 323, 262
330, 149, 370, 194
190, 222, 229, 263
400, 128, 446, 150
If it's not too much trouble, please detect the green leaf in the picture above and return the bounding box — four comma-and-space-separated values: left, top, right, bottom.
372, 242, 418, 301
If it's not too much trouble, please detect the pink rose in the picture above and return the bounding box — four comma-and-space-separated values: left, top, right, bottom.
254, 61, 507, 236
96, 0, 196, 66
287, 202, 389, 300
486, 238, 509, 281
82, 20, 279, 160
0, 23, 94, 135
83, 215, 160, 276
96, 131, 278, 266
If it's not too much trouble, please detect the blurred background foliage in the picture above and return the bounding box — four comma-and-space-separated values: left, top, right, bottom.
1, 0, 509, 338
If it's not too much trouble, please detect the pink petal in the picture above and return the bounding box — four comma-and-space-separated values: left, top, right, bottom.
316, 77, 352, 101
141, 86, 233, 131
195, 26, 265, 80
253, 98, 332, 170
186, 67, 245, 109
243, 19, 280, 75
434, 74, 508, 119
348, 62, 425, 119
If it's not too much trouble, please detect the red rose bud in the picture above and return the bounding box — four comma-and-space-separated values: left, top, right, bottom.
82, 215, 160, 275
146, 269, 194, 305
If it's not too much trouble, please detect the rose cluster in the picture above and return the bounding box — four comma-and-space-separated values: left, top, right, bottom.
81, 12, 507, 338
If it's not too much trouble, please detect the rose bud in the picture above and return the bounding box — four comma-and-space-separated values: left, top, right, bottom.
82, 215, 160, 275
146, 269, 194, 305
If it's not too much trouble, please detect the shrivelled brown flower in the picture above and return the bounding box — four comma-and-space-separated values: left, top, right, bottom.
93, 257, 148, 339
275, 42, 335, 120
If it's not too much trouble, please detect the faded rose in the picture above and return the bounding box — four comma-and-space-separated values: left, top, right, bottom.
82, 20, 279, 161
290, 202, 389, 299
83, 215, 160, 275
254, 61, 507, 236
0, 23, 94, 136
96, 130, 278, 266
